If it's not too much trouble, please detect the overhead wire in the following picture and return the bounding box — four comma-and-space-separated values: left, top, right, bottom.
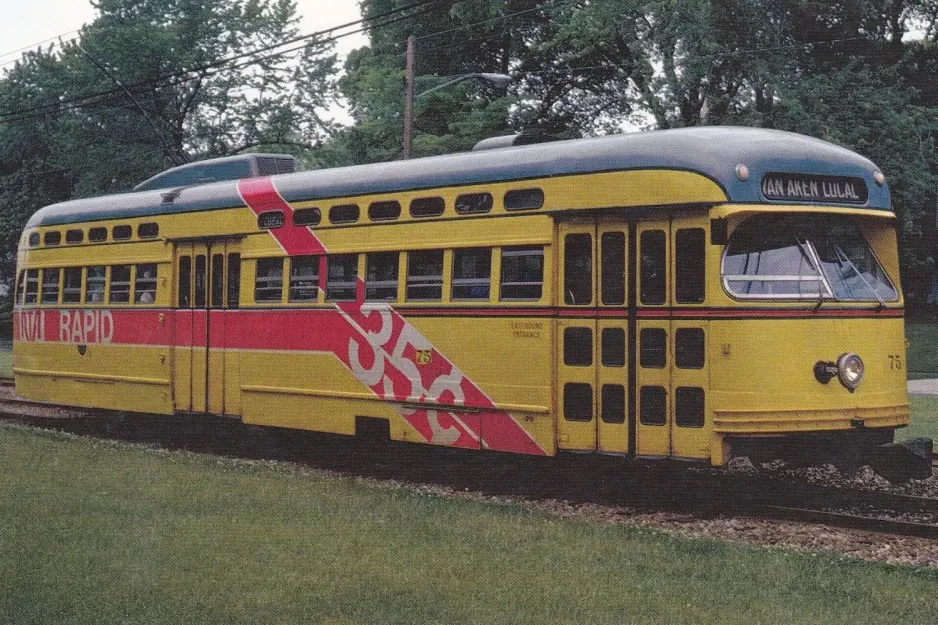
0, 0, 890, 128
0, 0, 445, 124
0, 30, 81, 68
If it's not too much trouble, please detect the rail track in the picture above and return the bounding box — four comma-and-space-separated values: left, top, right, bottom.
0, 381, 935, 541
731, 476, 938, 539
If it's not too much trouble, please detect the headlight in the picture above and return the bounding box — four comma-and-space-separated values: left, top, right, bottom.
837, 353, 864, 389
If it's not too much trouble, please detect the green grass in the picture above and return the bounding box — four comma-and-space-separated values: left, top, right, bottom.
1, 425, 937, 625
906, 395, 938, 441
906, 319, 938, 379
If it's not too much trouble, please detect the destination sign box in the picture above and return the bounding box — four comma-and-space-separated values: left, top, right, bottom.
257, 210, 285, 229
761, 172, 868, 204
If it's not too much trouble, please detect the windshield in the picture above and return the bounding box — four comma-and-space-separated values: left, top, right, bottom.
722, 215, 897, 302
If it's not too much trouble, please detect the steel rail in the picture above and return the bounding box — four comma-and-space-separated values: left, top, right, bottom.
0, 393, 935, 541
759, 505, 938, 540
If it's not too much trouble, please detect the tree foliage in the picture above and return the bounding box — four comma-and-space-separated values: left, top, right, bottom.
340, 0, 938, 309
0, 0, 339, 284
2, 0, 938, 310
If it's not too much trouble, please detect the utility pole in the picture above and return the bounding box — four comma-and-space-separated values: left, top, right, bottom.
401, 32, 509, 160
402, 35, 415, 160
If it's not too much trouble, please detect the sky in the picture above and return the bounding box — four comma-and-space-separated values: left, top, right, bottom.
0, 0, 368, 74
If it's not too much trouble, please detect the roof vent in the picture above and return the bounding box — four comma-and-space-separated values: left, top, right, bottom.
472, 133, 566, 151
133, 153, 298, 192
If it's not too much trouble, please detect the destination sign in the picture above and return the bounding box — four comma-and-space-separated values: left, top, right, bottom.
761, 172, 868, 205
257, 210, 285, 229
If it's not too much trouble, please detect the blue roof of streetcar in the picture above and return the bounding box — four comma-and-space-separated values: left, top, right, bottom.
25, 126, 891, 228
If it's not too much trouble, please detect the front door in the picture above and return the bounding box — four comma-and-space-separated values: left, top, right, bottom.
556, 217, 630, 453
173, 240, 241, 415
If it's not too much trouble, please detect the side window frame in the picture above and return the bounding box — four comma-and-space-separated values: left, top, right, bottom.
452, 247, 492, 301
406, 250, 444, 302
288, 255, 320, 303
134, 264, 158, 305
86, 265, 107, 305
254, 257, 285, 304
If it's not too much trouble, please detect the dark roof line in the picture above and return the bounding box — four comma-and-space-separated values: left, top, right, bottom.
25, 126, 891, 229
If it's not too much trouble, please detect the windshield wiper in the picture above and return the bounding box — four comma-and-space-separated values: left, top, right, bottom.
832, 242, 886, 308
796, 237, 832, 310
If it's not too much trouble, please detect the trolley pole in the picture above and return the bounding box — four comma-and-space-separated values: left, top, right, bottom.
402, 35, 415, 160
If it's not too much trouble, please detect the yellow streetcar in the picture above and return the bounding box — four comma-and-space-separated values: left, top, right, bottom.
12, 127, 908, 465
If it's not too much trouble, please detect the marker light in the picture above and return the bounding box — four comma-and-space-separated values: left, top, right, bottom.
873, 171, 885, 186
837, 353, 864, 389
735, 164, 750, 181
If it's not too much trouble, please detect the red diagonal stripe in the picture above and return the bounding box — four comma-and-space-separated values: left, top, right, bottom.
238, 178, 326, 256
237, 176, 544, 455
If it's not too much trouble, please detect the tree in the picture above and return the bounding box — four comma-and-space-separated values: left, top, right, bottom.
0, 0, 341, 289
339, 0, 527, 162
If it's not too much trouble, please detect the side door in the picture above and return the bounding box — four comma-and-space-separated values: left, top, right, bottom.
206, 241, 242, 416
634, 211, 711, 459
635, 214, 671, 456
173, 240, 241, 415
173, 242, 208, 414
555, 218, 630, 453
669, 215, 710, 460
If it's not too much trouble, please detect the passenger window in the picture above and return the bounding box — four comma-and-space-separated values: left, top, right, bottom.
227, 254, 241, 308
564, 327, 592, 366
178, 257, 191, 308
138, 223, 159, 238
676, 228, 705, 303
14, 271, 25, 305
255, 258, 284, 303
28, 233, 39, 247
455, 192, 493, 214
289, 255, 320, 302
640, 230, 666, 305
65, 229, 84, 244
640, 386, 667, 426
135, 264, 158, 304
601, 231, 626, 305
676, 387, 705, 428
109, 265, 131, 303
410, 197, 445, 218
601, 385, 625, 424
640, 328, 667, 368
326, 254, 358, 301
210, 254, 224, 308
452, 248, 491, 300
366, 252, 399, 301
113, 225, 132, 241
89, 227, 107, 243
675, 328, 705, 369
406, 250, 443, 301
368, 201, 401, 221
63, 268, 82, 304
601, 327, 625, 367
564, 233, 592, 305
329, 204, 359, 224
500, 246, 543, 300
194, 255, 207, 308
86, 266, 106, 304
24, 269, 39, 305
504, 188, 544, 211
563, 383, 593, 422
293, 208, 321, 226
41, 268, 60, 304
44, 231, 61, 246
